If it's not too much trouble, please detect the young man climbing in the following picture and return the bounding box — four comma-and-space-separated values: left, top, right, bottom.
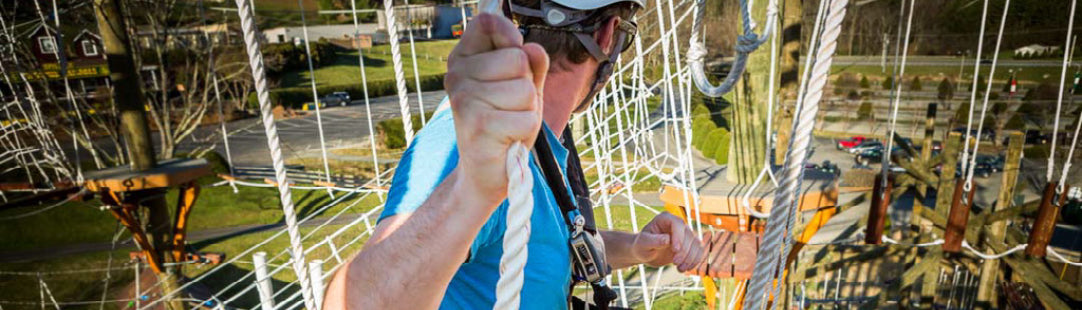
323, 1, 705, 308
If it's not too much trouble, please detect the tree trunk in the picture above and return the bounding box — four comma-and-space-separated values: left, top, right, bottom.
773, 0, 803, 168
94, 1, 183, 309
725, 0, 776, 184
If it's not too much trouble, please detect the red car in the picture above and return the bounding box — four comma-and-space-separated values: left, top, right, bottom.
836, 136, 869, 150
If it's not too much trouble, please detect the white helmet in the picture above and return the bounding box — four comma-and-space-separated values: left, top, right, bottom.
547, 0, 644, 11
510, 0, 643, 27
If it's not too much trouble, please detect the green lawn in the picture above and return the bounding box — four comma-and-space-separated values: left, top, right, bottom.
0, 182, 383, 252
830, 64, 1066, 84
278, 40, 459, 88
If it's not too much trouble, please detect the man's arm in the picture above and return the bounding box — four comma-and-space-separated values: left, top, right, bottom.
599, 213, 705, 272
323, 170, 499, 310
322, 13, 549, 310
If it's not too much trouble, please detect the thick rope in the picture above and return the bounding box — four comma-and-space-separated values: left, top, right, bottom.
743, 0, 847, 309
687, 0, 777, 97
472, 1, 534, 309
384, 0, 416, 146
1051, 0, 1078, 192
881, 0, 916, 204
231, 1, 315, 309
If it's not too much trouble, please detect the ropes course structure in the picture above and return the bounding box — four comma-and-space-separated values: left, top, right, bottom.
3, 0, 1082, 309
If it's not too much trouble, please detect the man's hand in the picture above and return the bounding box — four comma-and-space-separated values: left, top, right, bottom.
445, 13, 550, 205
630, 213, 705, 272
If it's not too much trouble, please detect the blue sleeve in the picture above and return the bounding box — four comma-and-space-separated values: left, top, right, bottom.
377, 102, 501, 261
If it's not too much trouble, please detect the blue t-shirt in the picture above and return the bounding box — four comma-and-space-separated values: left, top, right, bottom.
378, 99, 573, 309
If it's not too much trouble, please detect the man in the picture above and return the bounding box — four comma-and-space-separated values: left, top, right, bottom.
323, 0, 704, 308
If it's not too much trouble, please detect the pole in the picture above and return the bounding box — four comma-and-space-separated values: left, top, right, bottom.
1026, 182, 1066, 256
865, 174, 892, 244
93, 1, 181, 309
252, 252, 276, 310
943, 178, 976, 253
975, 131, 1023, 309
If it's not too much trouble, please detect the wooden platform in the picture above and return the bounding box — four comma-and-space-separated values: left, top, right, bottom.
83, 158, 211, 192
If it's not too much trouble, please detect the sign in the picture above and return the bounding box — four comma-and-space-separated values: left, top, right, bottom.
11, 63, 110, 81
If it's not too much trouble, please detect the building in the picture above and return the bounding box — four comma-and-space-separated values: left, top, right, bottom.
262, 24, 379, 49
18, 23, 110, 97
135, 23, 240, 50
1014, 44, 1061, 58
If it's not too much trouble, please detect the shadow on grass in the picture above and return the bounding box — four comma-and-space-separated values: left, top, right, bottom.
187, 263, 298, 309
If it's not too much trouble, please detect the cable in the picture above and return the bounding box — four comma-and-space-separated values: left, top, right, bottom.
961, 240, 1026, 260
962, 0, 1011, 193
1046, 246, 1082, 267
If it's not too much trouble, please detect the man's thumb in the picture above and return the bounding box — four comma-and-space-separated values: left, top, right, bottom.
522, 43, 549, 94
637, 233, 670, 249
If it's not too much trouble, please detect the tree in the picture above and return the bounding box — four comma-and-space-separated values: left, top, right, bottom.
937, 77, 955, 101
858, 101, 875, 120
860, 75, 871, 88
883, 76, 894, 90
910, 76, 922, 91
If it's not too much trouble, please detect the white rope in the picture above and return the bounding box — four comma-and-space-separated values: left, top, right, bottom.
403, 0, 428, 125
744, 0, 847, 308
349, 0, 384, 192
881, 0, 915, 201
231, 1, 315, 309
1046, 246, 1082, 267
962, 0, 1010, 193
959, 0, 992, 188
881, 235, 944, 247
471, 1, 534, 309
1054, 0, 1079, 193
686, 0, 777, 97
961, 240, 1026, 260
383, 0, 416, 146
739, 5, 782, 219
295, 0, 336, 198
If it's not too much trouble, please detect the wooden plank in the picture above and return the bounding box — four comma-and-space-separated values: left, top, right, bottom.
933, 132, 963, 233
1026, 182, 1063, 257
943, 178, 975, 253
865, 174, 893, 244
975, 131, 1023, 307
734, 232, 759, 279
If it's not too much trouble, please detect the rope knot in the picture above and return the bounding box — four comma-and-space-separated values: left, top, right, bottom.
736, 34, 760, 53
687, 42, 707, 63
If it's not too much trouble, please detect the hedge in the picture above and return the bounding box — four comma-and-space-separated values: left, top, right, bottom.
692, 115, 714, 148
710, 128, 731, 165
250, 74, 446, 109
377, 113, 434, 149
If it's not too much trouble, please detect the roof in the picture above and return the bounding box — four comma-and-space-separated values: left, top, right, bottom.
72, 29, 101, 42
22, 23, 57, 39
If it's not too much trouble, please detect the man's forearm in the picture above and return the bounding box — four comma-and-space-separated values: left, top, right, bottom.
324, 170, 501, 309
600, 230, 641, 270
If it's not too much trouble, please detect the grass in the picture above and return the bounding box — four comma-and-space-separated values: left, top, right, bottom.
278, 40, 459, 88
0, 183, 383, 252
830, 64, 1065, 84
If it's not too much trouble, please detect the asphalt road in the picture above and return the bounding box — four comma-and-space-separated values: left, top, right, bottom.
176, 90, 448, 166
831, 55, 1074, 68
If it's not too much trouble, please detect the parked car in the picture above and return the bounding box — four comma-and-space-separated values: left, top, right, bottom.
848, 140, 884, 154
854, 148, 909, 166
320, 92, 351, 106
953, 162, 995, 178
836, 136, 870, 150
1002, 130, 1052, 145
952, 127, 995, 141
975, 154, 1005, 172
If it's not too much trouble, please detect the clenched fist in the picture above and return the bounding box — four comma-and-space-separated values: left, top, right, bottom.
445, 13, 549, 203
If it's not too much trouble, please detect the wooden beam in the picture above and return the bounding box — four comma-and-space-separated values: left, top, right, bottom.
933, 132, 963, 234
865, 174, 893, 244
1026, 182, 1066, 257
974, 131, 1023, 308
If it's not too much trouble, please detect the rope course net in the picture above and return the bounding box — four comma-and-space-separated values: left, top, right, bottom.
2, 0, 1082, 309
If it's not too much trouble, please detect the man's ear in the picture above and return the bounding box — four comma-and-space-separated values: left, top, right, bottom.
593, 16, 620, 55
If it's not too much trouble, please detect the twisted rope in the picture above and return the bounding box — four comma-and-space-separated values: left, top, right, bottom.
1053, 0, 1079, 193
232, 1, 315, 309
743, 0, 847, 309
687, 0, 777, 97
470, 1, 535, 308
384, 0, 415, 146
959, 0, 991, 190
962, 0, 1011, 193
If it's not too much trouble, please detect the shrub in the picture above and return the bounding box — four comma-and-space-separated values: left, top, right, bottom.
857, 101, 874, 120
377, 113, 433, 149
909, 76, 922, 91
953, 102, 971, 123
1005, 114, 1026, 130
937, 78, 954, 100
992, 102, 1009, 115
701, 128, 727, 157
860, 75, 871, 89
861, 90, 874, 98
1023, 82, 1058, 101
833, 88, 845, 96
988, 92, 1001, 100
847, 90, 861, 100
250, 74, 445, 109
836, 72, 860, 88
882, 76, 894, 90
692, 104, 711, 118
692, 116, 715, 148
1024, 145, 1051, 159
711, 129, 731, 165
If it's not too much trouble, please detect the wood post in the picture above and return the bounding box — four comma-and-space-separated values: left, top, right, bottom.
975, 131, 1024, 309
1026, 182, 1067, 257
865, 174, 893, 244
253, 252, 276, 310
934, 132, 963, 230
944, 178, 976, 253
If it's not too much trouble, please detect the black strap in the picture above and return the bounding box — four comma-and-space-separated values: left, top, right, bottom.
531, 126, 598, 232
